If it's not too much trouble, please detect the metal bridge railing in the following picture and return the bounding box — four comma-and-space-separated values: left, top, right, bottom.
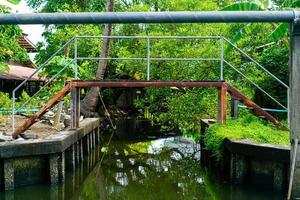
11, 35, 289, 132
12, 37, 75, 132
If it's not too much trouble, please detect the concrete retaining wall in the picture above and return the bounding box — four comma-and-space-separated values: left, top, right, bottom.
0, 118, 101, 190
200, 119, 290, 192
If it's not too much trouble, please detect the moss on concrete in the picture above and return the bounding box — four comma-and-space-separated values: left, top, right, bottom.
203, 114, 290, 159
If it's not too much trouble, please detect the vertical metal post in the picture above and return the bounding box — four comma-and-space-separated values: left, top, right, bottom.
220, 37, 224, 81
71, 87, 80, 129
288, 138, 298, 200
218, 85, 227, 124
289, 22, 300, 197
147, 38, 151, 80
12, 91, 15, 133
74, 37, 78, 80
288, 88, 290, 128
231, 95, 238, 119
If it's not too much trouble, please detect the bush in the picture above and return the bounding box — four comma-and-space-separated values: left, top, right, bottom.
203, 114, 290, 159
0, 92, 12, 108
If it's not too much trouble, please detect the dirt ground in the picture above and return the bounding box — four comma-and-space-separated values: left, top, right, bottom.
0, 115, 60, 139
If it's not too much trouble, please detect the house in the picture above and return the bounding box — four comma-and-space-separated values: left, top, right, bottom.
0, 34, 44, 97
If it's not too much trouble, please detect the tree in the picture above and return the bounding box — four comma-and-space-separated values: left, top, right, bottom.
80, 0, 115, 117
0, 3, 29, 72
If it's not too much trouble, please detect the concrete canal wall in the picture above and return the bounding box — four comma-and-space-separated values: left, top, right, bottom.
200, 119, 289, 192
0, 118, 101, 190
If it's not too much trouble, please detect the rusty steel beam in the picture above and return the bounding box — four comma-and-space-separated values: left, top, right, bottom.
226, 83, 287, 129
70, 80, 226, 88
12, 83, 72, 139
218, 85, 227, 124
71, 87, 80, 129
230, 95, 239, 119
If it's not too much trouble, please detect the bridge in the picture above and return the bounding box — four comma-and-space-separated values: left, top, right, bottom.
11, 80, 283, 138
10, 35, 288, 136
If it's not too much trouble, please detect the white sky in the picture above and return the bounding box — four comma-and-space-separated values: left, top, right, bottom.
0, 0, 44, 45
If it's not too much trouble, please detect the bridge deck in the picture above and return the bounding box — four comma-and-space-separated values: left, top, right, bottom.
70, 80, 225, 88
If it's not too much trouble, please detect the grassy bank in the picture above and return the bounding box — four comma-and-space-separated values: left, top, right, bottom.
203, 114, 290, 159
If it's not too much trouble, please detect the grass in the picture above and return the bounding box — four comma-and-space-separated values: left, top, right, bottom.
203, 114, 290, 159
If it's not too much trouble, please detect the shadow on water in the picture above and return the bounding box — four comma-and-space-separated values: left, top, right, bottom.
0, 134, 285, 200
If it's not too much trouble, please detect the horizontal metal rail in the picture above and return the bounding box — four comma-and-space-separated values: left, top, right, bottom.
71, 80, 225, 88
224, 60, 287, 110
238, 105, 287, 113
76, 57, 220, 61
75, 35, 222, 39
0, 11, 297, 25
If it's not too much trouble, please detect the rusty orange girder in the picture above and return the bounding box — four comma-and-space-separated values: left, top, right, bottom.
69, 80, 226, 88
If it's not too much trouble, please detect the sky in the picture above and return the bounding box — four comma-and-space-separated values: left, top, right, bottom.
0, 0, 44, 45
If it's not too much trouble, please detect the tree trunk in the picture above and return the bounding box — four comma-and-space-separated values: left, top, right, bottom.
80, 0, 114, 117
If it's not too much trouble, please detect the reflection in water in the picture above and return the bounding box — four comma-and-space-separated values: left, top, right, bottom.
0, 136, 284, 200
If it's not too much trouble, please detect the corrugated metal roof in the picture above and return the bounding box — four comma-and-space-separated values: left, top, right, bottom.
0, 64, 42, 81
8, 60, 36, 69
18, 34, 37, 53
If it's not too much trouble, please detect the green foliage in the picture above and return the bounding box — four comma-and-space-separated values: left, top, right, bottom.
255, 44, 288, 113
0, 90, 41, 115
221, 2, 263, 11
0, 92, 12, 108
7, 0, 21, 4
0, 5, 29, 64
270, 23, 289, 42
34, 24, 104, 80
26, 0, 107, 12
41, 56, 75, 79
166, 88, 217, 136
17, 91, 40, 108
221, 0, 300, 43
0, 62, 9, 72
204, 114, 290, 159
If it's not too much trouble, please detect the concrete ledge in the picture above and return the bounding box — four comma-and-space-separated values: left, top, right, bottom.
0, 118, 100, 158
0, 118, 101, 190
223, 138, 290, 163
223, 138, 290, 191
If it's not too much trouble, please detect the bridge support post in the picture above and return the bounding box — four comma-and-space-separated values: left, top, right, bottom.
218, 85, 227, 124
71, 87, 80, 129
289, 21, 300, 198
231, 96, 238, 119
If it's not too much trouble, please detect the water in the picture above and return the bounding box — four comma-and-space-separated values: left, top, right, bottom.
0, 136, 284, 200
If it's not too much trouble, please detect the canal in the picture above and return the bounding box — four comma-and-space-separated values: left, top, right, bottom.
0, 135, 284, 200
